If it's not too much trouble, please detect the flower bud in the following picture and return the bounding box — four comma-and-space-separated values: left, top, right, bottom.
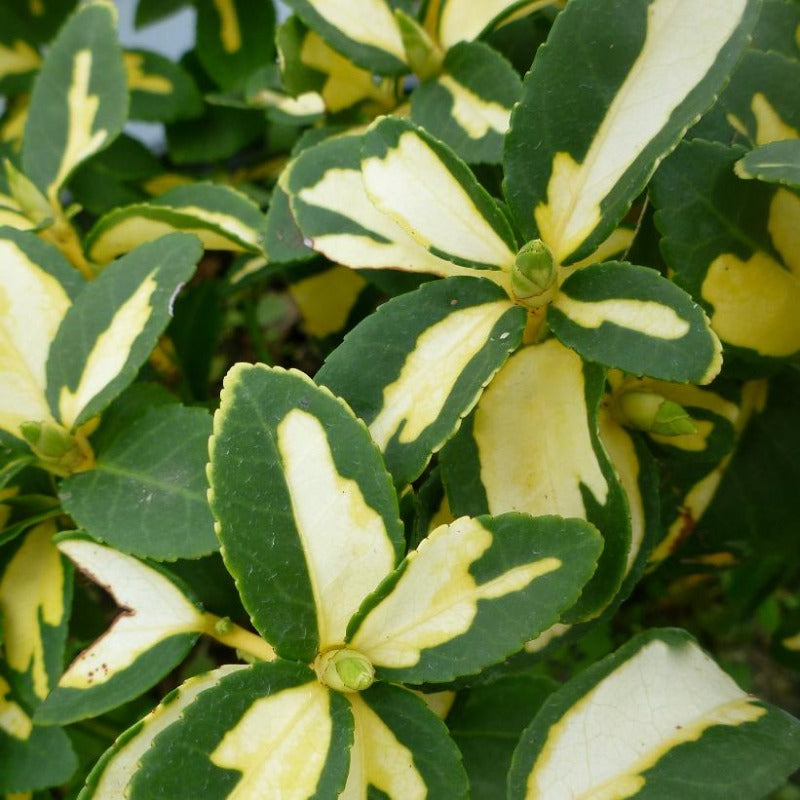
19, 420, 96, 475
20, 420, 74, 458
616, 391, 697, 436
315, 648, 375, 693
395, 9, 443, 81
511, 239, 558, 308
4, 159, 52, 226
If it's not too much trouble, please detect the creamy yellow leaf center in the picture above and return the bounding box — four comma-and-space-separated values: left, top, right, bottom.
213, 0, 242, 53
277, 408, 396, 648
527, 638, 765, 800
58, 273, 158, 427
0, 522, 64, 699
474, 341, 609, 519
369, 300, 512, 450
437, 74, 511, 140
351, 516, 560, 667
210, 682, 331, 800
49, 49, 109, 202
535, 0, 747, 262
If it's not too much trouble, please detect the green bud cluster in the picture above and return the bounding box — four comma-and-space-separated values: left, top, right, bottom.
19, 420, 95, 475
511, 239, 558, 309
615, 391, 697, 436
395, 9, 444, 81
314, 647, 375, 693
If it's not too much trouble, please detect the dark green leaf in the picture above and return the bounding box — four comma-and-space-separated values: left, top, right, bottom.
60, 405, 217, 560
549, 261, 723, 384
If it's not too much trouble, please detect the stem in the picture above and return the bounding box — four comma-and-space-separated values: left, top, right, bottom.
41, 214, 97, 280
200, 613, 276, 662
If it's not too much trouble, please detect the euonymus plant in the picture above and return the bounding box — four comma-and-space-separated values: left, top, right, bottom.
1, 0, 799, 797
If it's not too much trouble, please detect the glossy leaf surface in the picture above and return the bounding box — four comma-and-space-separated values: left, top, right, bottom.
209, 364, 404, 662
411, 41, 521, 164
129, 662, 353, 800
46, 233, 201, 428
86, 183, 265, 263
504, 0, 759, 263
509, 629, 800, 800
550, 261, 722, 383
59, 405, 218, 560
22, 1, 127, 204
442, 340, 631, 621
35, 534, 204, 725
317, 276, 525, 487
349, 513, 602, 684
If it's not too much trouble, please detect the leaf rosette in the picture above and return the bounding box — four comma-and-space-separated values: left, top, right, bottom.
74, 364, 602, 798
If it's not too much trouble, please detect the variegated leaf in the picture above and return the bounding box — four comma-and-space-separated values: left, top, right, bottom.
0, 227, 83, 442
209, 364, 404, 663
647, 380, 766, 563
246, 84, 326, 127
504, 0, 760, 264
341, 684, 469, 799
278, 16, 397, 115
195, 0, 276, 90
441, 340, 632, 621
34, 534, 204, 725
361, 117, 518, 271
411, 41, 521, 164
4, 159, 57, 228
678, 376, 799, 559
283, 0, 407, 76
0, 7, 40, 95
0, 522, 70, 708
596, 405, 658, 592
735, 139, 800, 189
690, 50, 800, 147
609, 375, 739, 462
317, 276, 525, 487
549, 261, 723, 384
128, 662, 353, 800
652, 139, 800, 360
80, 665, 247, 800
46, 232, 201, 429
424, 0, 547, 50
348, 513, 601, 684
0, 670, 76, 794
124, 49, 203, 122
287, 133, 489, 282
86, 183, 265, 264
0, 203, 35, 231
22, 1, 127, 206
59, 405, 218, 560
508, 629, 800, 800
